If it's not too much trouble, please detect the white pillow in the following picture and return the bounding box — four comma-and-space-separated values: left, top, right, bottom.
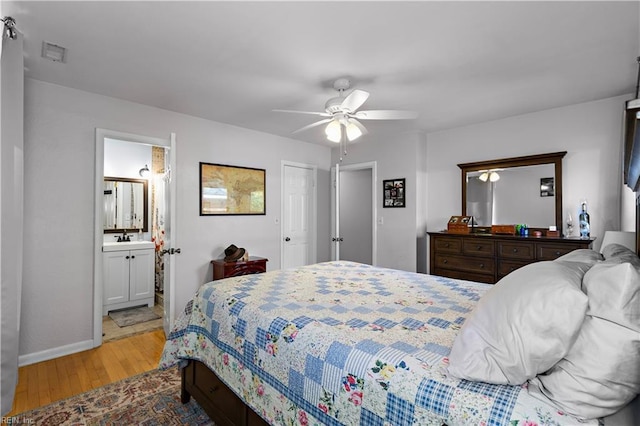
602, 243, 640, 268
529, 259, 640, 419
448, 261, 589, 385
554, 248, 603, 265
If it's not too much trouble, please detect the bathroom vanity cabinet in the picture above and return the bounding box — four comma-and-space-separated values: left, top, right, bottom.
102, 241, 155, 315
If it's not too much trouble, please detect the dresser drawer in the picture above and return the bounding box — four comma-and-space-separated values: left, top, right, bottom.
433, 237, 462, 254
463, 239, 495, 256
193, 362, 246, 426
224, 262, 267, 277
537, 244, 576, 260
435, 254, 495, 275
498, 241, 535, 260
212, 256, 268, 281
498, 259, 530, 277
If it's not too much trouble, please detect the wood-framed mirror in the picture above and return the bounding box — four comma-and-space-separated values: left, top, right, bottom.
458, 152, 566, 232
103, 176, 149, 233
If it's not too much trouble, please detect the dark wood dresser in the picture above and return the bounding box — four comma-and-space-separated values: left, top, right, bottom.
428, 231, 594, 284
211, 256, 268, 281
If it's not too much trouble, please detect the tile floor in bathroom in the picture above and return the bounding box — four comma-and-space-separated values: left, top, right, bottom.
102, 292, 165, 342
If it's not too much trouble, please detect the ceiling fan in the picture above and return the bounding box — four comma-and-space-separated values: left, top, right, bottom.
274, 78, 418, 143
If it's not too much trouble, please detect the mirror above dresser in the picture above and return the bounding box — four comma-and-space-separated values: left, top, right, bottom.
458, 152, 566, 232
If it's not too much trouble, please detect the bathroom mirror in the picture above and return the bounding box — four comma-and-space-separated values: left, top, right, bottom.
103, 177, 148, 233
458, 152, 566, 231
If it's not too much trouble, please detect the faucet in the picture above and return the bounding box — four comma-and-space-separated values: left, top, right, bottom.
116, 230, 131, 242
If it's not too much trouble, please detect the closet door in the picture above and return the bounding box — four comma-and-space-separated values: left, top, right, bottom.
331, 162, 377, 265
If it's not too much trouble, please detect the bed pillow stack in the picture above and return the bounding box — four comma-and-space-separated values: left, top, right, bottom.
447, 258, 591, 385
528, 243, 640, 419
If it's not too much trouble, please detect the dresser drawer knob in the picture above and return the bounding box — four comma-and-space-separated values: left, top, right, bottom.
444, 243, 450, 248
479, 263, 484, 268
513, 248, 518, 253
209, 386, 219, 394
477, 245, 482, 250
443, 259, 448, 264
556, 251, 561, 256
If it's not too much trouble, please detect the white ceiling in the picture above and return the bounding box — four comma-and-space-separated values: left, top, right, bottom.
6, 1, 640, 146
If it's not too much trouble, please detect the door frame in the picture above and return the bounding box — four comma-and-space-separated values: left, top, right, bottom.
331, 161, 378, 265
93, 128, 172, 347
280, 161, 317, 269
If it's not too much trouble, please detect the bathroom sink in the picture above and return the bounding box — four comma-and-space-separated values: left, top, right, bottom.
103, 241, 155, 252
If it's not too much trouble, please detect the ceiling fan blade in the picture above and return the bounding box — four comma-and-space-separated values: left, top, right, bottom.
340, 89, 370, 113
273, 109, 331, 117
354, 110, 418, 120
292, 118, 333, 134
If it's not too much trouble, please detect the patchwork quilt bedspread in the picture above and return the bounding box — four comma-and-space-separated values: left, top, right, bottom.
160, 261, 594, 426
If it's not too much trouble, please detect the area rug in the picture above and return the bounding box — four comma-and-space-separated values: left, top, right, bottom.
13, 367, 214, 425
108, 306, 161, 327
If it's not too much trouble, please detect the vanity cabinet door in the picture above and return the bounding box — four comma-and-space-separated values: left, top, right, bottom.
129, 248, 155, 301
103, 251, 130, 306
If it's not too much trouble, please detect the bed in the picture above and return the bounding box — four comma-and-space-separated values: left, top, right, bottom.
159, 245, 640, 425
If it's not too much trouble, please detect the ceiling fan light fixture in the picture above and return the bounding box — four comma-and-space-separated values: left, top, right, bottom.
489, 171, 500, 182
479, 172, 489, 182
345, 121, 363, 141
325, 120, 342, 143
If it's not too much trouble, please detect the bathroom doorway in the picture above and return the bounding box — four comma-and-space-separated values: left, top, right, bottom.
94, 129, 177, 346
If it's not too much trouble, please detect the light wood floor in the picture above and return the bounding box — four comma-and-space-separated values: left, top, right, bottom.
6, 328, 166, 416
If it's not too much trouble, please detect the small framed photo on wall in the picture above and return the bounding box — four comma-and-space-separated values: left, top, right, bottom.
383, 178, 405, 208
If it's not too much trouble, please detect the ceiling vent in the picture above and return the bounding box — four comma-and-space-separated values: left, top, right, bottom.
41, 41, 66, 63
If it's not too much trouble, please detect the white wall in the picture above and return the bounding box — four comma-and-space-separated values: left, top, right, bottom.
332, 131, 425, 272
427, 94, 629, 256
21, 78, 331, 358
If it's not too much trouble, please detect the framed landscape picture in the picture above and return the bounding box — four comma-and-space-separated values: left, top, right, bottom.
383, 178, 405, 208
200, 162, 266, 215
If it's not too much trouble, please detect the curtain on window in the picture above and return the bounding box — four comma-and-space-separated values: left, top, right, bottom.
1, 25, 24, 415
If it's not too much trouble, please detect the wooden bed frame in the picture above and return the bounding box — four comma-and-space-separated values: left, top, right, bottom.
181, 359, 268, 426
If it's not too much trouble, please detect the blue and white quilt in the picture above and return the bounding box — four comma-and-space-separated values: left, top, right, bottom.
160, 261, 592, 425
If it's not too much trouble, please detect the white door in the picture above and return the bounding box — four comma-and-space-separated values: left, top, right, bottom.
162, 133, 178, 336
129, 249, 155, 301
282, 163, 316, 269
331, 162, 377, 264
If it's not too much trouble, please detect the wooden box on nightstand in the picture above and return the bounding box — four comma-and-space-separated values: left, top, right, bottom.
211, 256, 268, 281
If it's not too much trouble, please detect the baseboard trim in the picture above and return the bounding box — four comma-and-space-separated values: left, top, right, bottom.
19, 339, 94, 366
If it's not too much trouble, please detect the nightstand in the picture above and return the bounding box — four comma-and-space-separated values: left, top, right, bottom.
211, 256, 268, 281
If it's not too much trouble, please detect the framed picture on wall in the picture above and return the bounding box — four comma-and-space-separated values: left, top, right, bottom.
383, 178, 405, 208
199, 162, 266, 215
